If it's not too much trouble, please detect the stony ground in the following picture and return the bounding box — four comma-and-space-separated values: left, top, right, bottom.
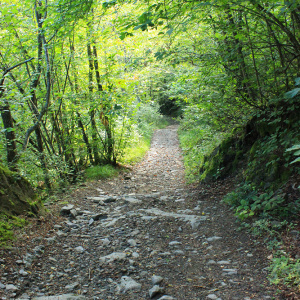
0, 125, 289, 299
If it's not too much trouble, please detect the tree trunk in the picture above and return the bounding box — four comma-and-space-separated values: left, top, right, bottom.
0, 103, 18, 171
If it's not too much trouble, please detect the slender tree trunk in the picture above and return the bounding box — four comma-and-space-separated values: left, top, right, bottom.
93, 45, 114, 163
0, 103, 18, 171
69, 38, 94, 164
87, 42, 101, 165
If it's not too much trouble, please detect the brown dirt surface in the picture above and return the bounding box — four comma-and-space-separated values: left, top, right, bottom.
0, 125, 299, 300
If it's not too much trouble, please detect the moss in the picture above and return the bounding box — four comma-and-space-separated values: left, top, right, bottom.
0, 163, 41, 217
199, 104, 299, 188
199, 131, 248, 181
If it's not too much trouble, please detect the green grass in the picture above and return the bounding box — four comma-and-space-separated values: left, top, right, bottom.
85, 165, 119, 180
121, 138, 150, 165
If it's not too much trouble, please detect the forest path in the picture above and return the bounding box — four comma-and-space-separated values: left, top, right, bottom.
1, 125, 279, 300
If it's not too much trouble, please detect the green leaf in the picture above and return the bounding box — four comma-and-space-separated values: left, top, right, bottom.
295, 77, 300, 86
286, 145, 300, 152
166, 28, 173, 36
285, 88, 300, 99
119, 32, 134, 40
293, 150, 300, 156
290, 157, 300, 164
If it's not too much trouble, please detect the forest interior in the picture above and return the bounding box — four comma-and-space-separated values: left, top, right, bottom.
0, 0, 300, 299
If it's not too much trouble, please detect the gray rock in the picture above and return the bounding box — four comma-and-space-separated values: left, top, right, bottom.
19, 269, 28, 276
130, 229, 140, 236
140, 271, 148, 277
123, 196, 142, 204
207, 260, 216, 265
99, 252, 126, 263
86, 196, 106, 203
118, 276, 141, 293
45, 236, 56, 244
100, 238, 110, 246
149, 285, 164, 298
70, 209, 78, 218
207, 236, 222, 242
33, 245, 45, 255
139, 208, 206, 229
103, 196, 116, 203
151, 275, 163, 285
32, 295, 86, 300
16, 259, 24, 264
91, 213, 108, 221
217, 260, 230, 264
175, 198, 185, 202
18, 292, 30, 299
169, 241, 182, 246
24, 253, 34, 267
173, 250, 185, 255
74, 246, 85, 253
223, 268, 238, 275
128, 239, 137, 247
65, 282, 79, 291
207, 294, 218, 299
0, 282, 5, 289
159, 252, 171, 256
6, 284, 18, 291
56, 230, 66, 237
54, 225, 63, 230
158, 296, 175, 300
49, 257, 57, 262
60, 205, 75, 215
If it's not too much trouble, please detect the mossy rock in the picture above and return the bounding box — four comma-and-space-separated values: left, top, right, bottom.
0, 164, 41, 216
199, 99, 300, 188
199, 128, 248, 181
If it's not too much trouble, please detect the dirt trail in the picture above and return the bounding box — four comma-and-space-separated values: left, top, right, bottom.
0, 125, 280, 300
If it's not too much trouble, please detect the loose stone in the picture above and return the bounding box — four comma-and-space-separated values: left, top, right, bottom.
207, 294, 218, 299
74, 246, 85, 253
99, 252, 127, 263
5, 284, 18, 291
217, 260, 230, 264
32, 295, 87, 300
65, 282, 79, 291
60, 205, 75, 215
149, 285, 164, 298
118, 276, 141, 293
151, 275, 164, 285
207, 236, 222, 242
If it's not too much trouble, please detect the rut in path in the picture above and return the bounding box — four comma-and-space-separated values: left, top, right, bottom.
0, 125, 278, 300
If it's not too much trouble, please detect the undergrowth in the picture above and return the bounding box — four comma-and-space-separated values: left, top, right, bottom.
85, 165, 119, 180
223, 182, 300, 290
0, 214, 27, 247
121, 139, 150, 165
178, 106, 226, 182
122, 102, 169, 165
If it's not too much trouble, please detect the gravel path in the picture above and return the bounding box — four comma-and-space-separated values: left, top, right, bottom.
0, 125, 280, 300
